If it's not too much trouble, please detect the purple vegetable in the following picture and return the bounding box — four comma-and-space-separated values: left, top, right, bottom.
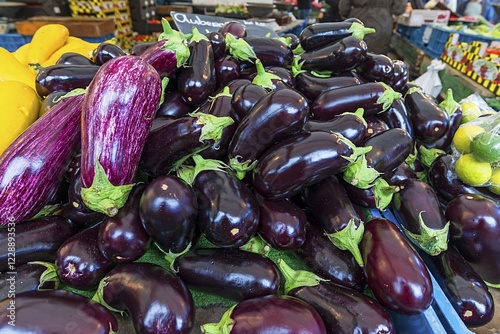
35, 64, 99, 97
92, 42, 126, 65
0, 263, 59, 300
294, 71, 362, 101
139, 39, 179, 77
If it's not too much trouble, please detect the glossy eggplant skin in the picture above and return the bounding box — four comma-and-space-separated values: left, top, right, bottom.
419, 106, 462, 152
257, 197, 307, 250
56, 52, 98, 66
178, 29, 216, 106
156, 90, 195, 119
244, 35, 293, 67
92, 42, 127, 65
138, 39, 178, 78
296, 221, 366, 291
388, 59, 409, 93
130, 41, 156, 55
362, 128, 414, 174
289, 281, 395, 334
0, 263, 58, 300
206, 31, 226, 59
54, 202, 105, 228
358, 52, 394, 83
404, 87, 449, 143
304, 112, 366, 146
294, 71, 362, 101
174, 248, 280, 301
101, 262, 194, 334
341, 180, 379, 209
0, 290, 118, 333
445, 194, 500, 285
215, 55, 241, 88
139, 175, 198, 253
311, 82, 395, 121
425, 247, 494, 327
68, 170, 93, 213
253, 131, 354, 200
364, 116, 389, 139
228, 88, 309, 167
231, 82, 268, 122
219, 20, 247, 38
194, 170, 259, 248
383, 161, 415, 186
300, 36, 367, 73
377, 97, 414, 138
0, 216, 77, 272
225, 294, 327, 333
98, 184, 151, 263
298, 19, 364, 51
361, 218, 433, 314
56, 223, 113, 290
35, 64, 100, 97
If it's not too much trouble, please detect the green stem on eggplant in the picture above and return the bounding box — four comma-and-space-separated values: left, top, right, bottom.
325, 218, 365, 267
372, 177, 399, 211
158, 242, 192, 272
277, 259, 326, 294
200, 305, 236, 334
349, 22, 376, 40
239, 234, 271, 256
81, 159, 135, 217
342, 154, 380, 189
158, 18, 191, 68
419, 145, 446, 168
377, 83, 402, 113
229, 157, 258, 180
438, 88, 460, 117
27, 261, 60, 289
225, 32, 257, 63
91, 277, 127, 316
177, 154, 229, 186
401, 211, 450, 256
252, 59, 282, 90
159, 77, 169, 106
340, 108, 367, 127
190, 112, 235, 143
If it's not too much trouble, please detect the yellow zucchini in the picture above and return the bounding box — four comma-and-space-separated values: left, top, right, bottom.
0, 47, 37, 90
26, 24, 70, 66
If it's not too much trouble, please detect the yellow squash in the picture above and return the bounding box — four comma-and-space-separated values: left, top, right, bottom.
0, 47, 36, 90
12, 42, 30, 65
0, 81, 41, 155
26, 24, 70, 66
40, 40, 94, 67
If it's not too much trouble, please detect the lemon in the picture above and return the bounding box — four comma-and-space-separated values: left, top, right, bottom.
487, 168, 500, 195
470, 131, 500, 163
455, 153, 492, 186
460, 101, 482, 124
452, 124, 485, 154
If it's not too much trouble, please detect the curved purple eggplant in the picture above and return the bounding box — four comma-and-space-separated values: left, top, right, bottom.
215, 55, 241, 88
304, 109, 366, 146
0, 290, 118, 333
156, 90, 195, 119
206, 31, 226, 59
376, 97, 414, 138
97, 262, 194, 334
358, 52, 394, 83
0, 263, 58, 300
294, 71, 362, 101
231, 82, 267, 122
56, 52, 97, 66
361, 217, 433, 314
173, 247, 280, 301
139, 175, 198, 253
35, 64, 100, 97
92, 42, 127, 65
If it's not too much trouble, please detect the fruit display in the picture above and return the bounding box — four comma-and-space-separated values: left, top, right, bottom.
0, 18, 498, 333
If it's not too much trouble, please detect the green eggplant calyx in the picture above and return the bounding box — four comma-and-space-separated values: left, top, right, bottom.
342, 154, 380, 189
252, 59, 282, 90
159, 242, 192, 272
225, 32, 257, 63
438, 88, 460, 117
81, 160, 135, 217
177, 155, 229, 186
372, 178, 399, 211
277, 259, 325, 294
91, 278, 127, 316
377, 83, 402, 112
163, 36, 191, 68
239, 234, 271, 256
401, 211, 450, 256
27, 261, 60, 289
348, 22, 376, 40
485, 281, 500, 289
326, 218, 365, 267
418, 145, 446, 168
229, 157, 258, 180
200, 305, 236, 334
191, 112, 235, 143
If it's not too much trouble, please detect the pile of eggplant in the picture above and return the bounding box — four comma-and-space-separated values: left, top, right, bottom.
0, 17, 498, 333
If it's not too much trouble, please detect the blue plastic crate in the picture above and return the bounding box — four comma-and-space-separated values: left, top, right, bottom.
0, 33, 32, 52
407, 25, 426, 48
423, 24, 457, 59
81, 33, 115, 43
458, 31, 500, 46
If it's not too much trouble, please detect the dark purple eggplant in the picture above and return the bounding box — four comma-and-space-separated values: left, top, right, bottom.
299, 36, 368, 73
35, 63, 100, 97
138, 39, 179, 78
445, 194, 500, 286
130, 41, 156, 55
219, 20, 247, 38
279, 260, 395, 334
283, 32, 300, 50
364, 116, 389, 139
425, 247, 494, 327
39, 90, 69, 116
98, 184, 150, 263
64, 150, 81, 182
96, 262, 194, 334
192, 168, 259, 248
0, 93, 83, 225
156, 89, 195, 118
391, 178, 449, 255
231, 82, 268, 122
294, 70, 362, 101
382, 161, 415, 186
342, 177, 398, 211
0, 216, 76, 273
172, 248, 280, 301
215, 55, 241, 88
376, 97, 414, 138
0, 290, 118, 333
358, 52, 394, 83
304, 108, 367, 146
92, 42, 127, 65
140, 112, 234, 177
56, 222, 113, 290
53, 202, 105, 228
201, 294, 326, 333
206, 31, 226, 59
299, 19, 373, 51
0, 263, 58, 301
257, 197, 307, 250
228, 87, 309, 179
297, 221, 366, 291
56, 51, 97, 66
388, 59, 409, 93
80, 55, 162, 216
361, 217, 433, 314
68, 170, 92, 213
139, 175, 197, 253
302, 175, 365, 266
243, 35, 294, 67
253, 130, 363, 200
311, 81, 401, 121
427, 154, 500, 203
404, 85, 450, 143
178, 27, 217, 106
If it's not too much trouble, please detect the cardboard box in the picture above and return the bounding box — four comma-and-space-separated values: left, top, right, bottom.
398, 9, 450, 27
16, 16, 115, 37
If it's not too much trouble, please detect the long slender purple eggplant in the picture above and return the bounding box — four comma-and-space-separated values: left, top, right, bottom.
35, 64, 100, 97
94, 262, 194, 334
228, 87, 309, 179
376, 97, 414, 138
311, 81, 401, 121
139, 175, 198, 253
0, 262, 59, 300
56, 222, 113, 290
293, 70, 362, 102
0, 290, 118, 333
0, 93, 84, 225
297, 220, 366, 291
138, 39, 179, 78
391, 178, 449, 255
80, 55, 162, 216
98, 184, 151, 263
201, 294, 326, 334
0, 216, 77, 272
361, 217, 433, 314
171, 248, 280, 301
279, 259, 395, 334
302, 175, 365, 266
243, 35, 294, 67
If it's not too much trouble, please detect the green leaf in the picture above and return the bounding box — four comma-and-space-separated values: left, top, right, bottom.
326, 218, 365, 267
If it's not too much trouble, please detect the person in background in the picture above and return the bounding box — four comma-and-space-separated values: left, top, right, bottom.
464, 0, 484, 16
292, 0, 313, 35
321, 0, 342, 22
338, 0, 408, 56
457, 0, 500, 22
